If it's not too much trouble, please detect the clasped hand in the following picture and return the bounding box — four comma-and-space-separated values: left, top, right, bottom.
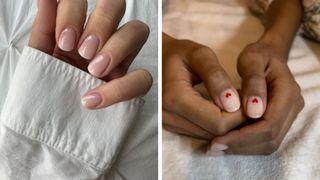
162, 34, 304, 155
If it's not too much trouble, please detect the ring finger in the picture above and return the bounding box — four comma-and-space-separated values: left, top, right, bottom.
78, 0, 126, 60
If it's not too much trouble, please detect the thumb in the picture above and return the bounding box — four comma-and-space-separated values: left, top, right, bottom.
237, 52, 267, 119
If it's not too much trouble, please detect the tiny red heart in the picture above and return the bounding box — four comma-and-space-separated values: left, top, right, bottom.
252, 98, 259, 103
225, 92, 232, 98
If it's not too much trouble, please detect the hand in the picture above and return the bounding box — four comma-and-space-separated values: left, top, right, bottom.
207, 42, 304, 155
162, 33, 246, 140
29, 0, 152, 109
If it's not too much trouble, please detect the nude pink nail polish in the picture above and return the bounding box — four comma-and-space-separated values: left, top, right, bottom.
78, 35, 100, 60
88, 54, 111, 77
81, 93, 102, 109
58, 28, 76, 52
247, 96, 263, 118
220, 89, 241, 112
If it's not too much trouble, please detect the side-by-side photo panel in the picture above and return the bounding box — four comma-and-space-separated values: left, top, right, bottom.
0, 0, 158, 179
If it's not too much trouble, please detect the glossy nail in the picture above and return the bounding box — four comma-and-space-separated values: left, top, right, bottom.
88, 54, 111, 77
78, 35, 100, 60
220, 89, 241, 112
81, 93, 102, 109
58, 28, 76, 52
247, 96, 263, 118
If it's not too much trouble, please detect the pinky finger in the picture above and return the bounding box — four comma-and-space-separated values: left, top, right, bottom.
82, 69, 153, 109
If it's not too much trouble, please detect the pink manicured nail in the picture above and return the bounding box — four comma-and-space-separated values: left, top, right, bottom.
247, 96, 263, 118
58, 28, 76, 52
81, 93, 102, 109
88, 54, 111, 77
78, 35, 100, 60
220, 89, 241, 112
206, 143, 228, 156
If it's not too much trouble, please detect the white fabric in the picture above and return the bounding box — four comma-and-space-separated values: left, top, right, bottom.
0, 0, 158, 179
163, 0, 320, 179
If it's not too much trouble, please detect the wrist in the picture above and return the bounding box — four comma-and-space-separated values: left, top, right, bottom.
258, 31, 291, 59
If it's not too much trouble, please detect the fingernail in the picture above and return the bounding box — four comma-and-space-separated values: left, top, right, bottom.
210, 143, 229, 151
81, 93, 102, 109
206, 143, 228, 156
220, 89, 241, 112
58, 28, 76, 52
88, 54, 111, 77
247, 96, 264, 118
78, 35, 100, 59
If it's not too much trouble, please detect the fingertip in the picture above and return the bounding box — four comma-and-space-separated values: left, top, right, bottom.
58, 28, 77, 52
246, 96, 264, 119
81, 92, 103, 109
219, 88, 241, 112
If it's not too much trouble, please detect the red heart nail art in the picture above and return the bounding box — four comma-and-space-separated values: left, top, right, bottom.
252, 98, 259, 103
225, 92, 232, 98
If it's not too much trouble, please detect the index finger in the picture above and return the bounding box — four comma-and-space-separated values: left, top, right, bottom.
29, 0, 58, 54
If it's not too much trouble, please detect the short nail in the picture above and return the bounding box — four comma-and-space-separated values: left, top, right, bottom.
247, 96, 263, 118
81, 93, 102, 109
88, 54, 111, 77
78, 35, 100, 59
58, 28, 76, 52
220, 89, 241, 112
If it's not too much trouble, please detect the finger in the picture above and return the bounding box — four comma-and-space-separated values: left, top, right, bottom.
78, 0, 126, 59
87, 21, 149, 78
185, 46, 241, 113
237, 53, 267, 119
81, 69, 153, 109
29, 0, 58, 54
163, 110, 214, 140
56, 0, 87, 52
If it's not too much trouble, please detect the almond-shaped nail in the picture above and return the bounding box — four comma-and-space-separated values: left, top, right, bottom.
247, 96, 263, 118
78, 35, 99, 60
58, 28, 76, 52
81, 93, 102, 109
220, 89, 241, 112
88, 54, 111, 77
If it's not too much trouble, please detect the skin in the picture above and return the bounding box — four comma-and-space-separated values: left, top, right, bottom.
163, 0, 305, 155
162, 33, 247, 140
29, 0, 153, 109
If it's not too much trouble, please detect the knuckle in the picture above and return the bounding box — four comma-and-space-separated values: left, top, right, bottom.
262, 121, 279, 142
190, 45, 213, 57
265, 140, 280, 154
212, 122, 227, 136
163, 86, 181, 109
205, 68, 228, 84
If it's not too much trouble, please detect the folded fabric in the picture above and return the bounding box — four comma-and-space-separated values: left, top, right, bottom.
0, 46, 143, 179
